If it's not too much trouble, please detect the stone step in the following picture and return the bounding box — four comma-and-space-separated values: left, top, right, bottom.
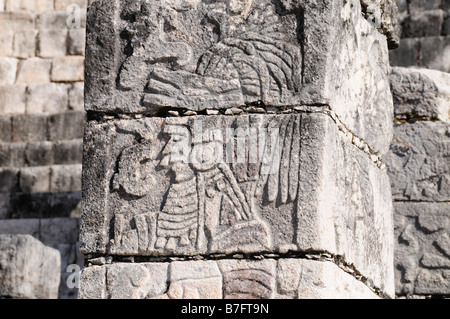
0, 191, 81, 219
0, 139, 83, 167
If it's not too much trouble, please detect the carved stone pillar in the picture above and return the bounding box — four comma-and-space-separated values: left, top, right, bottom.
79, 0, 398, 299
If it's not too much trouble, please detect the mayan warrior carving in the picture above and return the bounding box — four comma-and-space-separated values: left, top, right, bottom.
117, 0, 303, 109
108, 115, 301, 255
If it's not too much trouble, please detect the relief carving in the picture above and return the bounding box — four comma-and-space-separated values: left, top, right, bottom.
118, 0, 303, 110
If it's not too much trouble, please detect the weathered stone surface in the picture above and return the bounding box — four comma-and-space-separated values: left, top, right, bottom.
80, 112, 394, 296
0, 57, 17, 85
360, 0, 401, 49
85, 0, 393, 154
0, 234, 61, 299
79, 259, 378, 299
390, 67, 450, 122
15, 57, 51, 84
12, 30, 36, 59
385, 121, 450, 201
394, 202, 450, 296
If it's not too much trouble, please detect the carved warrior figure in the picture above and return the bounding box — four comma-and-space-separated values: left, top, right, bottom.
119, 0, 303, 109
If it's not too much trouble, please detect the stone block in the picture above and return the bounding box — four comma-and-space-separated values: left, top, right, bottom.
402, 10, 445, 38
54, 0, 88, 10
0, 12, 34, 32
0, 234, 60, 299
385, 121, 450, 201
12, 30, 36, 59
0, 168, 19, 192
5, 0, 54, 12
53, 139, 83, 165
389, 38, 420, 68
25, 141, 54, 167
68, 82, 84, 111
48, 112, 86, 141
0, 85, 26, 114
11, 114, 47, 143
68, 28, 86, 56
0, 219, 40, 238
10, 192, 82, 219
15, 57, 51, 84
19, 166, 51, 193
419, 36, 450, 73
36, 11, 71, 30
79, 259, 378, 299
27, 83, 69, 114
0, 115, 11, 142
394, 202, 450, 296
51, 56, 85, 82
0, 194, 11, 219
50, 164, 82, 192
0, 30, 13, 57
408, 0, 442, 12
84, 0, 393, 154
390, 67, 450, 121
37, 30, 68, 58
0, 143, 26, 167
360, 0, 400, 49
0, 57, 17, 85
40, 218, 80, 245
80, 112, 394, 296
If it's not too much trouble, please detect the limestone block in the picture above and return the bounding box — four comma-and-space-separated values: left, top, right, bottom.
0, 57, 18, 85
80, 112, 394, 296
0, 85, 26, 114
360, 0, 400, 48
0, 168, 19, 192
37, 30, 68, 58
394, 202, 450, 296
25, 141, 54, 167
19, 166, 51, 193
27, 83, 69, 114
390, 67, 450, 121
50, 164, 82, 192
79, 259, 378, 299
12, 30, 37, 59
16, 57, 51, 84
0, 30, 13, 57
53, 139, 83, 164
402, 10, 445, 38
0, 193, 9, 219
84, 0, 393, 154
408, 0, 442, 12
51, 56, 85, 82
385, 121, 450, 201
11, 114, 47, 143
0, 234, 60, 299
0, 143, 26, 167
0, 12, 34, 32
40, 218, 80, 245
48, 112, 86, 140
5, 0, 54, 12
0, 115, 11, 143
54, 0, 88, 10
0, 219, 40, 238
68, 82, 84, 111
9, 192, 81, 219
68, 28, 86, 56
389, 38, 420, 68
419, 36, 450, 73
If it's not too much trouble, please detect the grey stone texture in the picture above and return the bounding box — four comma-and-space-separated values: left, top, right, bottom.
0, 234, 61, 299
385, 121, 450, 202
389, 67, 450, 121
394, 202, 450, 296
80, 112, 394, 296
85, 0, 394, 154
0, 218, 84, 299
79, 259, 379, 299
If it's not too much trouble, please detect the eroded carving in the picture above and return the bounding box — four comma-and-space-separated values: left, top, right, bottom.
118, 0, 303, 110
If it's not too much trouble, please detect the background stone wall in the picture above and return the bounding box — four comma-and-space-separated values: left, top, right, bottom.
390, 0, 450, 72
385, 0, 450, 299
0, 0, 93, 299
